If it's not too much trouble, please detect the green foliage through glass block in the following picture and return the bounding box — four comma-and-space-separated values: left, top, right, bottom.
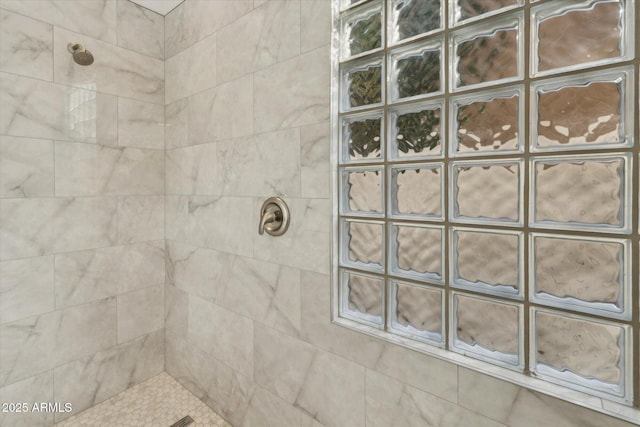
348, 119, 381, 158
349, 66, 382, 107
456, 27, 518, 87
457, 0, 519, 22
397, 50, 440, 98
348, 12, 382, 56
396, 109, 441, 154
395, 0, 441, 41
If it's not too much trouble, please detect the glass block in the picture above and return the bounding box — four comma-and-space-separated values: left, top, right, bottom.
451, 293, 522, 368
341, 56, 384, 111
341, 167, 383, 216
452, 15, 522, 90
389, 280, 443, 345
340, 111, 383, 163
342, 0, 368, 9
340, 1, 383, 60
451, 0, 522, 26
388, 0, 442, 45
451, 227, 522, 298
340, 219, 384, 272
532, 0, 632, 76
451, 86, 523, 156
339, 269, 384, 326
531, 68, 633, 152
388, 101, 443, 159
531, 234, 630, 319
389, 164, 443, 220
532, 309, 631, 400
451, 160, 522, 225
389, 223, 443, 283
389, 40, 443, 102
531, 155, 631, 233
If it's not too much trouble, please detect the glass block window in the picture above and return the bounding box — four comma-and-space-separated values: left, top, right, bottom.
333, 0, 638, 413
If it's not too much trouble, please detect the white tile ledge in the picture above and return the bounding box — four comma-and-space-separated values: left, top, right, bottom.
333, 317, 640, 425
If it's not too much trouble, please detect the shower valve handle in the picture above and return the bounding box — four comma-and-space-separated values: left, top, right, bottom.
258, 197, 290, 236
258, 206, 280, 234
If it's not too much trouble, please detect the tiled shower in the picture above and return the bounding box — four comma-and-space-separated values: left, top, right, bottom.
0, 1, 638, 427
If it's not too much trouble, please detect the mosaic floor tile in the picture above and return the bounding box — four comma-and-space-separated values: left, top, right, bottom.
54, 372, 231, 427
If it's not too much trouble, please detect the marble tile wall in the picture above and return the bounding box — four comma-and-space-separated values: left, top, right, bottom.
0, 1, 165, 426
1, 1, 636, 426
163, 1, 637, 427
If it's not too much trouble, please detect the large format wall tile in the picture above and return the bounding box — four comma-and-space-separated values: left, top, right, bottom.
253, 198, 330, 274
217, 128, 300, 197
300, 122, 330, 198
254, 46, 330, 133
0, 298, 117, 387
0, 0, 117, 44
253, 331, 311, 404
0, 9, 53, 81
188, 295, 254, 378
189, 75, 254, 144
166, 334, 214, 401
0, 371, 54, 427
457, 367, 519, 425
117, 195, 165, 243
165, 196, 185, 241
164, 0, 253, 59
166, 336, 255, 427
165, 283, 189, 344
0, 73, 117, 145
301, 414, 325, 427
165, 33, 217, 105
167, 240, 300, 335
189, 296, 253, 377
299, 271, 388, 369
300, 0, 331, 53
242, 386, 303, 427
0, 1, 167, 423
53, 27, 164, 104
216, 0, 300, 83
166, 143, 219, 196
166, 240, 222, 303
366, 370, 505, 427
457, 368, 634, 427
168, 128, 304, 198
0, 256, 54, 324
165, 98, 189, 148
0, 135, 54, 198
294, 349, 366, 427
116, 0, 164, 60
166, 195, 254, 257
54, 241, 165, 309
0, 197, 117, 260
55, 142, 164, 196
117, 98, 165, 149
254, 325, 366, 427
216, 253, 301, 335
53, 329, 164, 423
117, 285, 164, 343
372, 343, 458, 404
508, 387, 635, 427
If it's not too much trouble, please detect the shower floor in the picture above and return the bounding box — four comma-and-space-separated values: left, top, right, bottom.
54, 372, 231, 427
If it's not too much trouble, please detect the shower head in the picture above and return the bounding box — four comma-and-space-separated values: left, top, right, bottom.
67, 43, 94, 66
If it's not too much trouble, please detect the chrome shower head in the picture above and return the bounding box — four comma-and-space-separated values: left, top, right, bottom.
67, 43, 94, 66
